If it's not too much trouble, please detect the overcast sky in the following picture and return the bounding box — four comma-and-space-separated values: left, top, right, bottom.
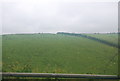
1, 0, 118, 34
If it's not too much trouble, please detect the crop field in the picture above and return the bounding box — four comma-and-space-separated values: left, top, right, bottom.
2, 33, 118, 75
84, 33, 118, 45
0, 35, 2, 72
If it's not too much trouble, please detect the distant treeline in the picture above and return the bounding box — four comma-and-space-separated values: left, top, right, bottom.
57, 32, 119, 49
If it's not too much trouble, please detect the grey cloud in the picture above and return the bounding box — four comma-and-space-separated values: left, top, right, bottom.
1, 2, 118, 34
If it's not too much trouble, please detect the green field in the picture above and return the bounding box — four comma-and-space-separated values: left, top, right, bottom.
2, 33, 118, 75
84, 33, 118, 45
0, 35, 2, 72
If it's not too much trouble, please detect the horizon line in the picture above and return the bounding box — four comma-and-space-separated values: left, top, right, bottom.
1, 31, 119, 35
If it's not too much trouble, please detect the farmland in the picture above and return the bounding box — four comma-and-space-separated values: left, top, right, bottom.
2, 33, 118, 75
84, 33, 118, 45
0, 35, 1, 72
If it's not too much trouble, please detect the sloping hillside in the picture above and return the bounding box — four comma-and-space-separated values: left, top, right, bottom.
84, 33, 118, 45
2, 34, 118, 75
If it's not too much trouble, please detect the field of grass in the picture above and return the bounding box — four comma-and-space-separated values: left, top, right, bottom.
2, 33, 118, 75
84, 33, 118, 45
0, 35, 2, 72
